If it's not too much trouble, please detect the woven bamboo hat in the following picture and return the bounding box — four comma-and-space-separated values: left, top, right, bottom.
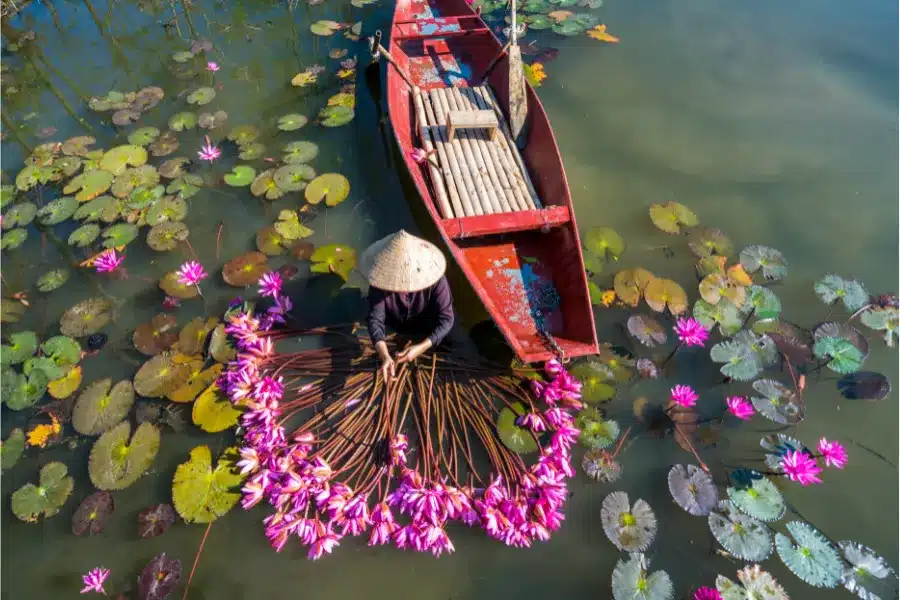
360, 230, 447, 292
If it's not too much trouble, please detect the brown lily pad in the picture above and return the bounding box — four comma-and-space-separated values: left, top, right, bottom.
223, 252, 270, 287
613, 268, 655, 308
60, 298, 113, 337
133, 353, 194, 398
256, 225, 287, 256
72, 491, 114, 536
159, 272, 201, 299
167, 363, 222, 403
138, 503, 175, 538
133, 314, 179, 356
644, 278, 688, 315
176, 317, 218, 355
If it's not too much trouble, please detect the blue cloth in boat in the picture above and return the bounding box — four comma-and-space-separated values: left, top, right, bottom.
367, 276, 454, 347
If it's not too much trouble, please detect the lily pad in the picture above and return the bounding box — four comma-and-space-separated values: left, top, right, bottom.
131, 86, 165, 111
65, 170, 115, 202
224, 165, 256, 187
751, 379, 804, 424
172, 50, 194, 63
24, 355, 66, 381
274, 210, 314, 241
158, 157, 190, 179
310, 19, 342, 35
102, 222, 139, 248
54, 155, 83, 177
167, 363, 222, 403
739, 245, 788, 281
575, 409, 619, 449
36, 196, 77, 225
716, 566, 789, 600
710, 330, 777, 381
177, 317, 218, 355
1, 330, 38, 365
708, 500, 773, 561
305, 173, 350, 206
3, 201, 37, 228
48, 365, 83, 399
139, 552, 181, 600
860, 307, 899, 347
149, 131, 180, 157
72, 379, 136, 435
837, 371, 891, 402
310, 244, 357, 280
127, 184, 165, 209
227, 124, 260, 145
1, 428, 26, 470
187, 86, 216, 105
688, 227, 732, 258
601, 491, 657, 552
775, 521, 842, 588
582, 449, 623, 482
100, 145, 148, 175
134, 314, 179, 355
0, 299, 26, 324
168, 111, 198, 131
208, 325, 236, 363
72, 491, 114, 536
699, 273, 746, 308
273, 164, 316, 193
5, 369, 48, 410
644, 277, 688, 315
112, 165, 161, 198
814, 274, 869, 312
649, 201, 698, 234
584, 227, 625, 262
238, 142, 265, 160
667, 464, 717, 516
318, 104, 355, 127
569, 360, 616, 403
166, 174, 202, 199
172, 445, 244, 523
15, 166, 42, 191
1, 228, 28, 250
138, 503, 175, 538
760, 435, 806, 472
693, 299, 742, 337
611, 553, 673, 600
11, 462, 74, 522
147, 222, 190, 252
813, 321, 868, 360
496, 401, 539, 454
838, 541, 896, 599
256, 225, 287, 256
198, 110, 228, 129
62, 136, 97, 157
727, 476, 785, 522
277, 113, 308, 131
160, 271, 201, 299
627, 315, 667, 347
250, 169, 286, 201
282, 141, 319, 164
134, 353, 194, 397
223, 252, 270, 287
740, 285, 781, 320
128, 127, 161, 146
146, 196, 188, 226
613, 268, 654, 307
89, 421, 160, 490
60, 297, 112, 337
73, 196, 116, 222
813, 337, 863, 374
192, 382, 242, 432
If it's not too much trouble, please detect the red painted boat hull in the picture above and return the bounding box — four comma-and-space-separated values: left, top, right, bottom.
386, 0, 599, 363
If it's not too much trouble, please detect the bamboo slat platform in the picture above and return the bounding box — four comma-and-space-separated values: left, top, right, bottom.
414, 84, 543, 219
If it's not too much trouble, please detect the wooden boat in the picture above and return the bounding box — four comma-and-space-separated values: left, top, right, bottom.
385, 0, 599, 363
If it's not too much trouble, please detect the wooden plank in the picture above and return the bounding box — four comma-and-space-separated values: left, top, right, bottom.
412, 87, 456, 219
392, 16, 491, 40
446, 109, 498, 141
441, 205, 570, 239
460, 86, 530, 212
424, 90, 481, 217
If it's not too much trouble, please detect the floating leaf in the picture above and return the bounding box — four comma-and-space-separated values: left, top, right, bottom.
688, 227, 732, 258
282, 140, 319, 164
570, 360, 616, 403
167, 363, 221, 403
128, 127, 161, 146
176, 317, 218, 356
3, 201, 37, 228
667, 464, 717, 516
138, 503, 175, 538
318, 104, 355, 127
198, 110, 228, 129
584, 226, 624, 262
0, 299, 26, 324
860, 307, 899, 348
60, 297, 112, 337
575, 408, 619, 449
277, 113, 309, 131
146, 196, 188, 226
613, 268, 654, 307
644, 278, 688, 315
775, 521, 842, 588
291, 69, 319, 87
273, 164, 316, 193
496, 401, 539, 454
139, 552, 181, 600
72, 491, 114, 536
147, 222, 190, 252
256, 225, 287, 256
134, 353, 194, 397
751, 379, 804, 424
250, 169, 285, 201
649, 201, 697, 234
814, 337, 863, 375
627, 315, 667, 347
740, 285, 781, 321
1, 330, 38, 365
24, 355, 66, 381
172, 50, 194, 63
814, 274, 869, 312
173, 445, 244, 523
838, 541, 896, 599
327, 92, 355, 108
727, 477, 785, 522
236, 141, 264, 160
102, 222, 139, 248
305, 173, 350, 206
134, 314, 179, 355
693, 299, 742, 337
11, 462, 73, 522
62, 135, 97, 157
65, 170, 115, 202
760, 435, 806, 472
274, 209, 314, 240
89, 421, 160, 490
837, 371, 891, 402
310, 243, 357, 280
168, 111, 198, 131
131, 86, 165, 111
5, 369, 48, 410
192, 382, 242, 432
158, 157, 190, 179
310, 19, 342, 35
224, 165, 256, 187
73, 379, 136, 435
601, 491, 657, 552
228, 124, 260, 145
68, 223, 100, 248
149, 131, 180, 157
1, 227, 28, 250
208, 325, 236, 363
100, 145, 148, 175
699, 273, 746, 308
1, 428, 26, 470
166, 173, 202, 199
716, 565, 789, 600
48, 365, 82, 399
187, 86, 216, 105
73, 195, 114, 222
582, 449, 623, 482
708, 500, 773, 561
710, 330, 776, 381
159, 271, 200, 299
36, 196, 77, 226
739, 245, 787, 281
611, 553, 672, 600
223, 251, 270, 287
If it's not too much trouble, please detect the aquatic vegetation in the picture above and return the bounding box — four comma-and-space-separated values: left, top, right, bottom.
708, 501, 773, 561
176, 260, 208, 287
72, 491, 115, 536
309, 243, 357, 280
496, 401, 540, 453
80, 567, 110, 595
839, 541, 895, 599
60, 297, 113, 337
779, 450, 822, 486
11, 461, 74, 522
725, 396, 754, 420
172, 445, 244, 523
138, 504, 176, 539
72, 379, 135, 435
192, 383, 242, 432
601, 491, 657, 552
611, 553, 673, 600
139, 553, 181, 600
88, 421, 160, 490
305, 173, 350, 206
667, 464, 717, 516
223, 252, 270, 287
817, 437, 848, 469
197, 135, 221, 162
726, 477, 785, 522
93, 248, 124, 273
715, 565, 789, 600
775, 521, 843, 588
669, 385, 698, 408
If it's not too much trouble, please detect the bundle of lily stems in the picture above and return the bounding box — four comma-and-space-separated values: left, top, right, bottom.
220, 298, 583, 559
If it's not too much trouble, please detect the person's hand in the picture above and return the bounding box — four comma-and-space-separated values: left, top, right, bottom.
380, 355, 396, 381
397, 340, 432, 364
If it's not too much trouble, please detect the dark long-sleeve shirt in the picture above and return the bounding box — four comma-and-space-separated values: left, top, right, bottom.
367, 276, 454, 347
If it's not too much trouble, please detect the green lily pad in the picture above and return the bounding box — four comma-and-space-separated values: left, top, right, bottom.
814, 274, 869, 312
223, 252, 270, 287
1, 428, 25, 470
168, 111, 198, 131
740, 285, 782, 320
575, 408, 619, 449
1, 228, 28, 250
860, 307, 899, 347
708, 500, 773, 561
238, 142, 265, 160
146, 196, 188, 225
158, 157, 191, 179
318, 104, 355, 127
227, 125, 260, 145
147, 222, 190, 251
739, 245, 787, 281
89, 421, 160, 490
570, 360, 616, 403
282, 141, 319, 164
751, 379, 805, 424
24, 356, 66, 381
775, 521, 842, 588
0, 299, 26, 324
41, 335, 82, 369
611, 554, 673, 600
3, 202, 37, 229
149, 131, 180, 157
310, 20, 342, 36
15, 165, 42, 191
552, 19, 585, 36
1, 330, 39, 365
11, 462, 74, 522
54, 156, 83, 177
73, 378, 136, 435
65, 169, 115, 202
68, 223, 101, 247
526, 14, 554, 29
36, 196, 78, 225
36, 268, 70, 292
256, 226, 286, 256
60, 297, 113, 337
207, 325, 237, 363
166, 174, 202, 199
223, 165, 257, 187
112, 165, 161, 198
160, 271, 201, 299
649, 201, 698, 234
1, 186, 15, 208
173, 445, 244, 523
693, 299, 742, 337
273, 210, 313, 240
102, 222, 139, 248
305, 173, 350, 206
172, 50, 194, 63
187, 87, 216, 105
726, 477, 785, 522
710, 330, 777, 381
128, 127, 161, 146
100, 145, 148, 175
688, 227, 733, 258
273, 164, 317, 193
250, 169, 286, 200
73, 196, 115, 222
584, 227, 625, 262
813, 337, 863, 374
198, 110, 229, 129
496, 401, 540, 454
310, 243, 357, 280
6, 369, 48, 410
277, 113, 309, 131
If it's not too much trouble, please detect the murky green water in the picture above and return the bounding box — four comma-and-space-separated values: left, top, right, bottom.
1, 0, 897, 598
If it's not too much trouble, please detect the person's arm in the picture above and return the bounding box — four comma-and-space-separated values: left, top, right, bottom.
397, 278, 454, 363
368, 289, 395, 380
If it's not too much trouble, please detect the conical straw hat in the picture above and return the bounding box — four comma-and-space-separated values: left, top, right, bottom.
360, 230, 447, 292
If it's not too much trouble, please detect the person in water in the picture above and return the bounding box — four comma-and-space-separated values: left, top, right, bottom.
361, 230, 455, 381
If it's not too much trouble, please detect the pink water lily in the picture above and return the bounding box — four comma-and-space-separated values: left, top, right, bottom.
409, 147, 436, 165
207, 61, 220, 72
693, 587, 722, 600
198, 135, 221, 162
258, 271, 283, 299
80, 567, 110, 595
726, 396, 754, 420
176, 260, 208, 286
162, 295, 181, 311
94, 249, 124, 273
781, 450, 823, 485
674, 317, 710, 347
817, 437, 848, 469
670, 384, 698, 408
